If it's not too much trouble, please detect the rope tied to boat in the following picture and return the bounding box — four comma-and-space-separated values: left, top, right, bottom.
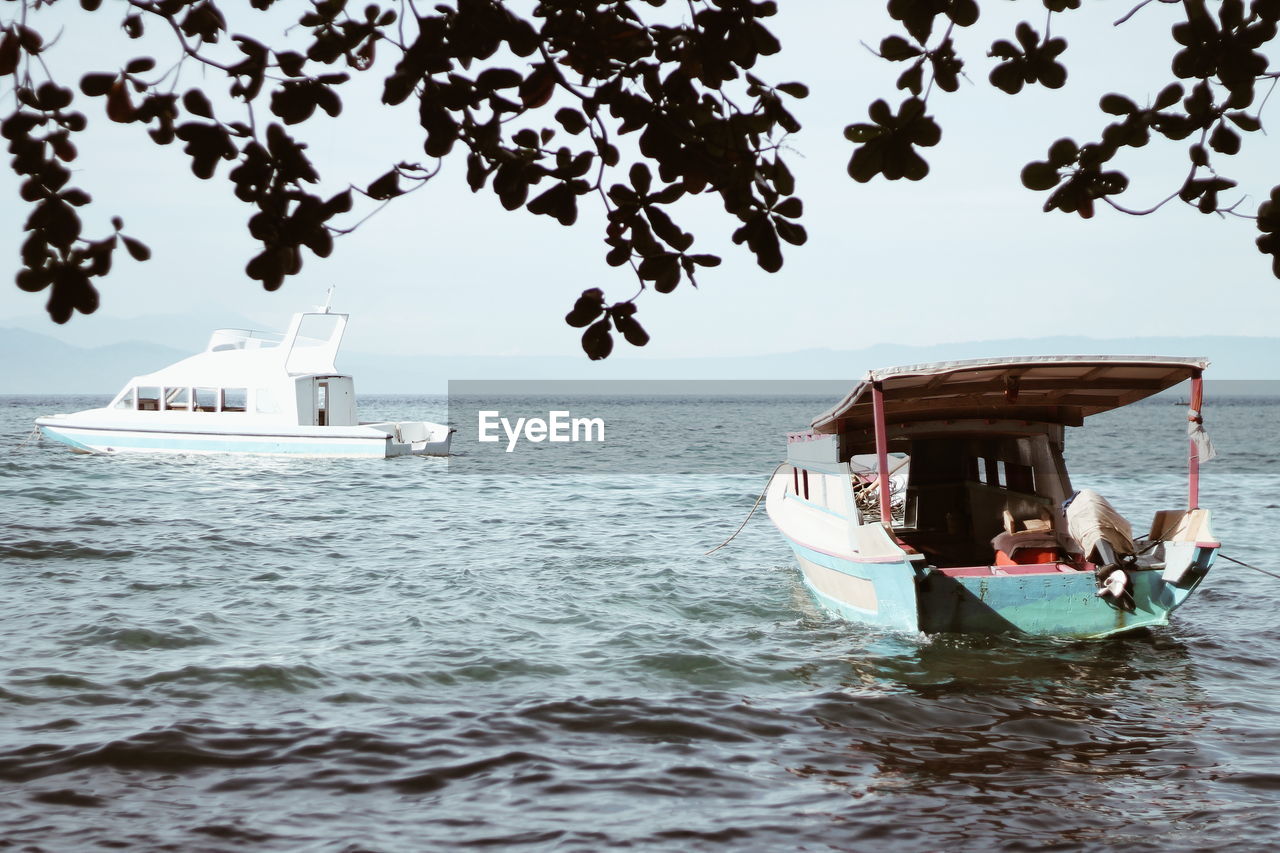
1218, 553, 1280, 582
705, 463, 784, 556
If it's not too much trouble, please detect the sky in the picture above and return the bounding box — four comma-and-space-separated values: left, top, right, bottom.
3, 2, 1280, 365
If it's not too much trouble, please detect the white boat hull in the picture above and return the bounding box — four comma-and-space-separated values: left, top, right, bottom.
36, 416, 453, 459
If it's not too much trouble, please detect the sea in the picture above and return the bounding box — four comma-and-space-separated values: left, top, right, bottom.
2, 392, 1279, 851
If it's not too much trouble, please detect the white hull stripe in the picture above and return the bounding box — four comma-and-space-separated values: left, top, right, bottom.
40, 425, 389, 457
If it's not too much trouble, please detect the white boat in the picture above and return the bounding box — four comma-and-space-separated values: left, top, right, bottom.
766, 355, 1219, 637
35, 306, 453, 458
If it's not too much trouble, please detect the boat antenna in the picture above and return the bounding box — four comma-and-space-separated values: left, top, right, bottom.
320, 285, 335, 313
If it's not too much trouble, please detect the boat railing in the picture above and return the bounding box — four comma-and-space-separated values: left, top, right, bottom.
207, 328, 285, 352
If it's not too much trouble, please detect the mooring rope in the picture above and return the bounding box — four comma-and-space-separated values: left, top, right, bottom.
705, 463, 784, 556
1218, 553, 1280, 582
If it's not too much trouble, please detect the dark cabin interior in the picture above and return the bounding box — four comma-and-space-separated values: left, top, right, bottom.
885, 435, 1060, 568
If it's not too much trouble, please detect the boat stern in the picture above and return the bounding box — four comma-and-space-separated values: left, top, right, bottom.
365, 421, 455, 457
916, 550, 1216, 638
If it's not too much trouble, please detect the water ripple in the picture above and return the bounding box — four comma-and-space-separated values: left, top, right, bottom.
2, 395, 1279, 849
0, 540, 135, 560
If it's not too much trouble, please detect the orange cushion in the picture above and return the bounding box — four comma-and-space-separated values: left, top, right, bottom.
995, 547, 1062, 566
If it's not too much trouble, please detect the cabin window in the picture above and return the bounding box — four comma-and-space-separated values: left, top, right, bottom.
254, 388, 278, 414
802, 469, 810, 500
222, 388, 248, 412
194, 387, 219, 412
137, 386, 161, 411
1005, 461, 1035, 493
112, 388, 134, 410
792, 468, 799, 494
164, 387, 191, 411
970, 456, 1034, 493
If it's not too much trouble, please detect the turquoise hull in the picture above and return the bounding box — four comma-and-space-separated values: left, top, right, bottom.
787, 539, 1217, 638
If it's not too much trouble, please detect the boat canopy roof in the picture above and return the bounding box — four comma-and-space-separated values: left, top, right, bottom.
812, 355, 1209, 432
120, 311, 348, 390
127, 348, 326, 389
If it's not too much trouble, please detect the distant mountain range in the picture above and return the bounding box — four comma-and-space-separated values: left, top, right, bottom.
3, 322, 1278, 395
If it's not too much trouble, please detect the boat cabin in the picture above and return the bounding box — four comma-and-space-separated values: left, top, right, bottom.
105, 311, 358, 428
871, 421, 1070, 568
786, 356, 1210, 570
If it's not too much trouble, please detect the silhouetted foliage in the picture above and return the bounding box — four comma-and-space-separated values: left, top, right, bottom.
864, 0, 1280, 242
3, 1, 1280, 356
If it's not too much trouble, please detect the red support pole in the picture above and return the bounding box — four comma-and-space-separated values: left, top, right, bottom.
1188, 372, 1203, 510
872, 382, 892, 526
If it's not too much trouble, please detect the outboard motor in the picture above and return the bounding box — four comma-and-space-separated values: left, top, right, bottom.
1064, 490, 1138, 611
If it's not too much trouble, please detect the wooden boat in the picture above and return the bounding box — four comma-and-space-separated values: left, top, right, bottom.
35, 304, 453, 458
766, 356, 1218, 637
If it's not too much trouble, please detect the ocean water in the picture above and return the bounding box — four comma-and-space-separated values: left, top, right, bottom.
2, 393, 1279, 851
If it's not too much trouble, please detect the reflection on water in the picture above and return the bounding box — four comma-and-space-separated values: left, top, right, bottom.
786, 632, 1227, 848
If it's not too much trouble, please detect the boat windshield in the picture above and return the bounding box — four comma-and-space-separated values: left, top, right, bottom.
292, 313, 343, 349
